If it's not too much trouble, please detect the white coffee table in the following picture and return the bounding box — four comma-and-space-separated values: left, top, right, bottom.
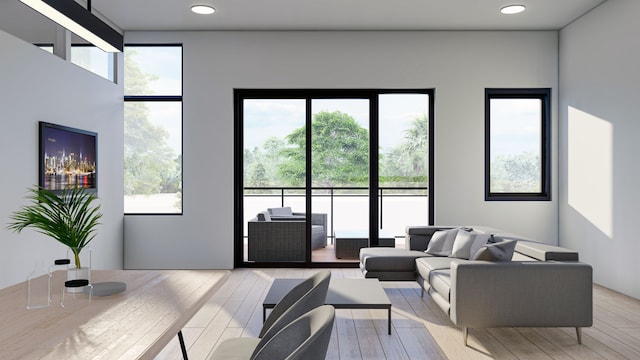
263, 278, 392, 334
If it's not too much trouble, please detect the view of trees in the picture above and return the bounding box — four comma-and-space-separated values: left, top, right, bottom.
281, 110, 370, 187
380, 114, 428, 187
244, 110, 429, 188
123, 49, 181, 206
490, 152, 541, 192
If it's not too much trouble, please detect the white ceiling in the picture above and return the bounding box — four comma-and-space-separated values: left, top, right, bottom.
0, 0, 606, 36
102, 0, 606, 31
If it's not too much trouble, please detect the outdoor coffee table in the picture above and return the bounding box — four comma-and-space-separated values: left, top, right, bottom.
263, 278, 392, 334
334, 229, 396, 259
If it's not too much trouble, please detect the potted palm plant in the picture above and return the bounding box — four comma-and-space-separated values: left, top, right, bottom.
7, 186, 102, 289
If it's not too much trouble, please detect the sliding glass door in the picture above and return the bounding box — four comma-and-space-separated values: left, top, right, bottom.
235, 89, 433, 267
310, 98, 370, 263
378, 94, 431, 237
242, 99, 307, 263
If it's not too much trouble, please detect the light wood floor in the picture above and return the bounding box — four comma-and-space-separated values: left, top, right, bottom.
155, 268, 640, 360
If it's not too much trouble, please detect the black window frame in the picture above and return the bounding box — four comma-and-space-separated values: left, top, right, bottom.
123, 43, 184, 215
485, 88, 551, 201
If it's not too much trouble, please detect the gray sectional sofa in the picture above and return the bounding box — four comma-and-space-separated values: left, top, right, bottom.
359, 226, 593, 345
248, 207, 327, 262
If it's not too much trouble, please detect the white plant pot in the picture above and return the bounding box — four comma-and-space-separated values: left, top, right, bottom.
66, 267, 90, 293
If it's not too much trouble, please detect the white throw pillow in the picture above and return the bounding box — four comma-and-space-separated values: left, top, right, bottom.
450, 231, 474, 259
469, 233, 491, 259
426, 228, 459, 256
451, 231, 491, 259
471, 239, 517, 262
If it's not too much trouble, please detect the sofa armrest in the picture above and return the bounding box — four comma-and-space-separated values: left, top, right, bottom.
291, 212, 327, 232
450, 260, 593, 328
311, 213, 327, 232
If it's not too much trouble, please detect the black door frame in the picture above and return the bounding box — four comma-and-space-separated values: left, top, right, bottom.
234, 89, 435, 268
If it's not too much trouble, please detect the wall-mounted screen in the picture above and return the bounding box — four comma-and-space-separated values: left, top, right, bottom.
39, 122, 97, 193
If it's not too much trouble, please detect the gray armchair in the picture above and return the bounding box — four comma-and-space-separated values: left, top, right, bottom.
248, 207, 327, 262
208, 305, 335, 360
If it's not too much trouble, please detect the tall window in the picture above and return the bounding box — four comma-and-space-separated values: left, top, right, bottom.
485, 88, 551, 201
124, 45, 183, 214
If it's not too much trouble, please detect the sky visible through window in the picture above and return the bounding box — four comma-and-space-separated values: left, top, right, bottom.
490, 98, 541, 159
126, 46, 182, 155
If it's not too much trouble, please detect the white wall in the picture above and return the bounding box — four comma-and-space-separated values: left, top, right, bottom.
0, 30, 124, 288
124, 31, 559, 269
559, 0, 640, 299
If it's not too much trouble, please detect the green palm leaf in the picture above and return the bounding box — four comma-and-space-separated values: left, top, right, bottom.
7, 186, 102, 268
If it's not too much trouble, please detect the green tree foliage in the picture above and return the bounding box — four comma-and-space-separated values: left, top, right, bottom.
123, 50, 181, 198
380, 114, 429, 187
248, 162, 268, 187
490, 152, 541, 192
244, 111, 430, 189
279, 111, 370, 187
244, 137, 288, 188
8, 186, 102, 269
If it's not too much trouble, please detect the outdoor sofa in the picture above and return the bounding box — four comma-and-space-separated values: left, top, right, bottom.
359, 225, 593, 345
247, 207, 327, 262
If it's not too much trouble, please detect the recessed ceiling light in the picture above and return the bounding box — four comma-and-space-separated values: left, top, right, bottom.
500, 5, 526, 15
191, 5, 215, 15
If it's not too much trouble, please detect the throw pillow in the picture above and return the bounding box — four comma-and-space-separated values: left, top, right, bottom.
268, 207, 293, 216
450, 231, 475, 259
425, 228, 459, 256
471, 239, 517, 261
451, 231, 491, 259
469, 233, 491, 259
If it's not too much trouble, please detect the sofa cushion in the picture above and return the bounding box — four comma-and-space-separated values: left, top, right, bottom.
415, 256, 458, 293
430, 269, 451, 302
268, 207, 293, 216
471, 239, 517, 261
425, 228, 460, 256
451, 231, 491, 259
360, 248, 430, 272
416, 256, 458, 275
469, 233, 491, 259
428, 287, 451, 315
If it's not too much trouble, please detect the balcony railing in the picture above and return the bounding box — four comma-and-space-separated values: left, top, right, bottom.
243, 186, 429, 241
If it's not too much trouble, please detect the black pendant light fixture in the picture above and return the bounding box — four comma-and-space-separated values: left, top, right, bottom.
20, 0, 123, 52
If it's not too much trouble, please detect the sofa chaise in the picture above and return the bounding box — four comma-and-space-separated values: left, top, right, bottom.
248, 207, 327, 262
359, 225, 593, 345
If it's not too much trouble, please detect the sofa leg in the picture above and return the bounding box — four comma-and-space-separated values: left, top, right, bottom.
463, 327, 468, 346
576, 327, 582, 344
420, 286, 424, 298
